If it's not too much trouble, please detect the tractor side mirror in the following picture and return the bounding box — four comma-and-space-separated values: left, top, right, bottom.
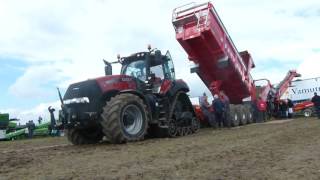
103, 60, 112, 75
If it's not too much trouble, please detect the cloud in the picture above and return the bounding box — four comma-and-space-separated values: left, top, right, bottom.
218, 2, 320, 64
294, 7, 320, 18
8, 61, 71, 98
298, 52, 320, 79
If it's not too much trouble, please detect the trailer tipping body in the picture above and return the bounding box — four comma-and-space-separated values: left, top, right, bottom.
172, 2, 256, 104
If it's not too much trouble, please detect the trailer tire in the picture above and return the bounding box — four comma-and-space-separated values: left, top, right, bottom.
245, 105, 254, 124
239, 106, 247, 125
67, 128, 103, 145
229, 105, 240, 127
101, 93, 149, 144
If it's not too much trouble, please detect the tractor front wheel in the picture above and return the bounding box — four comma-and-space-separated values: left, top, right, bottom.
101, 94, 149, 144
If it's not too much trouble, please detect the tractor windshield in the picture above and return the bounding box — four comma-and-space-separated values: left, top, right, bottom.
121, 60, 146, 81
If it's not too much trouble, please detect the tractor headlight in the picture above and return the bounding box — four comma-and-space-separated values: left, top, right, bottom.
64, 97, 90, 104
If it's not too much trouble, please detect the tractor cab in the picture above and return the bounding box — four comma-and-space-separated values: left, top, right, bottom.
106, 48, 176, 93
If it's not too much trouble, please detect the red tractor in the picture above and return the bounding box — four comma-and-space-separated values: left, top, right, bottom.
59, 47, 199, 144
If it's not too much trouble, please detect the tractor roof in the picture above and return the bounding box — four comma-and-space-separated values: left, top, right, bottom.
121, 50, 167, 67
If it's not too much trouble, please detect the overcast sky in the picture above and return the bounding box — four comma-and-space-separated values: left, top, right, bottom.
0, 0, 319, 123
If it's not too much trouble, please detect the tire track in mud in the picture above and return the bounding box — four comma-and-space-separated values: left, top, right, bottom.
2, 118, 318, 180
0, 135, 169, 154
1, 144, 71, 154
0, 119, 292, 155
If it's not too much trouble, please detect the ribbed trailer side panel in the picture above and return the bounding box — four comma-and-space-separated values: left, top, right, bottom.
172, 2, 255, 104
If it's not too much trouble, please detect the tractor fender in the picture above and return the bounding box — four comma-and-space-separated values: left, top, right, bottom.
166, 79, 190, 97
169, 91, 196, 118
100, 90, 151, 114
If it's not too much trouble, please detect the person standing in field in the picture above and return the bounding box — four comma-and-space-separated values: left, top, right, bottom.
219, 91, 230, 126
38, 116, 42, 125
199, 93, 215, 127
27, 120, 35, 138
311, 92, 320, 119
279, 100, 288, 119
287, 99, 294, 118
212, 94, 225, 128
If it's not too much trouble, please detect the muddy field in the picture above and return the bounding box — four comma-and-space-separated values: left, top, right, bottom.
1, 118, 320, 180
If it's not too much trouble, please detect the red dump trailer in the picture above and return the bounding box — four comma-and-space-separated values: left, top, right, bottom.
172, 2, 276, 125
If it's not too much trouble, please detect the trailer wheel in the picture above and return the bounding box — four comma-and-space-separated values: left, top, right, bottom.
245, 105, 253, 124
239, 106, 247, 125
101, 94, 149, 144
303, 109, 312, 117
67, 128, 103, 145
229, 105, 240, 127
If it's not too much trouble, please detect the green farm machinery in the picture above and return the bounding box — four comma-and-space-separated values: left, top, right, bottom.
0, 113, 51, 140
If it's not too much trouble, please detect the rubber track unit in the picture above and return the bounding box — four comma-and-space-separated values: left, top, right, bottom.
148, 91, 199, 138
168, 91, 199, 137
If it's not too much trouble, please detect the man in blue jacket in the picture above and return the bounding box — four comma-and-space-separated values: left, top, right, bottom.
212, 94, 225, 128
199, 93, 215, 127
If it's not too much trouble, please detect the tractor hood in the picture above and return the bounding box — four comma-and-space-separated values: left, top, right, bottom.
63, 75, 137, 110
95, 75, 137, 93
63, 79, 102, 106
64, 75, 137, 100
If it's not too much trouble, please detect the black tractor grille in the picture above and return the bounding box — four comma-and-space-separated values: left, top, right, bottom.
64, 80, 103, 113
